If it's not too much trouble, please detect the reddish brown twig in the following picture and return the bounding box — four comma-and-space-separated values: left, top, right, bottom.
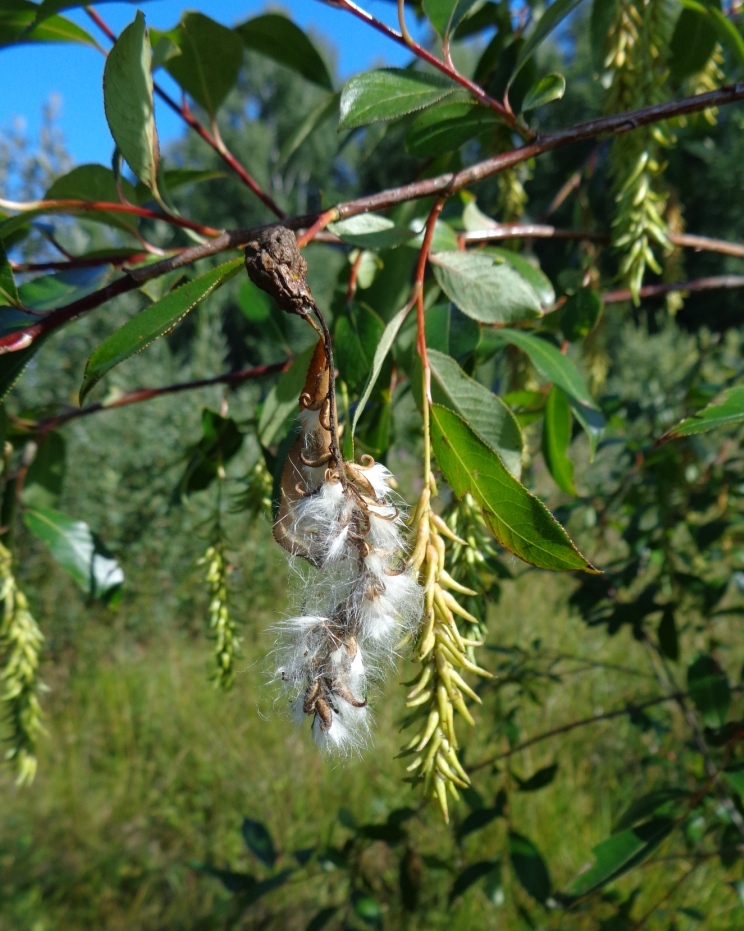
84, 6, 286, 220
603, 275, 744, 303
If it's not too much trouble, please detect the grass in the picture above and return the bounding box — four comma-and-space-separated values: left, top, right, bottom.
2, 553, 743, 931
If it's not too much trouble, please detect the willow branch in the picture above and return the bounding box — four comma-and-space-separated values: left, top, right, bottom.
85, 6, 286, 220
2, 85, 742, 354
603, 275, 744, 304
22, 360, 289, 435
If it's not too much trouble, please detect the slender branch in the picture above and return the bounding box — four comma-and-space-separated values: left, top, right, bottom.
10, 252, 155, 273
2, 86, 742, 355
23, 360, 289, 435
84, 6, 286, 220
325, 0, 524, 132
603, 275, 744, 304
0, 198, 220, 236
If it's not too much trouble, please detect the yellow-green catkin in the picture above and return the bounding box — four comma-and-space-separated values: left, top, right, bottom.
0, 542, 45, 785
605, 0, 673, 302
201, 542, 240, 690
402, 480, 492, 822
492, 124, 529, 223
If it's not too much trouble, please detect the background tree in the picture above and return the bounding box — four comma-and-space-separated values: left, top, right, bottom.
1, 0, 744, 927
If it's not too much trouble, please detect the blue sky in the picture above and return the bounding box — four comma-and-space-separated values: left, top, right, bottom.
1, 0, 429, 169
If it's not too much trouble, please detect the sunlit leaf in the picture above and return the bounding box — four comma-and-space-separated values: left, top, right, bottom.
339, 69, 456, 130
329, 214, 415, 250
542, 386, 577, 495
521, 72, 566, 112
660, 384, 744, 441
423, 0, 481, 38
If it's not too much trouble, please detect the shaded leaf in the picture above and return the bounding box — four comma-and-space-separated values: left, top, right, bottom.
0, 242, 20, 307
258, 344, 316, 446
33, 0, 154, 21
509, 831, 551, 904
242, 818, 277, 868
178, 409, 243, 496
24, 507, 123, 605
339, 68, 456, 130
352, 893, 382, 928
430, 404, 596, 572
449, 860, 500, 902
22, 433, 66, 510
405, 99, 502, 156
613, 789, 689, 833
423, 0, 481, 38
238, 13, 333, 90
305, 907, 337, 931
329, 214, 415, 250
658, 606, 679, 661
521, 72, 566, 112
509, 0, 586, 84
278, 92, 340, 167
670, 8, 719, 81
660, 385, 744, 441
676, 0, 744, 68
431, 251, 543, 325
424, 302, 480, 361
0, 0, 98, 49
103, 11, 160, 192
723, 764, 744, 798
19, 265, 113, 312
560, 286, 602, 342
335, 302, 386, 392
517, 762, 559, 792
0, 310, 45, 401
164, 13, 243, 117
45, 164, 140, 233
542, 386, 577, 495
80, 258, 243, 402
687, 654, 730, 729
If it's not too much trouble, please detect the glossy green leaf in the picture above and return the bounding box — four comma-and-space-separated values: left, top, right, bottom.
430, 251, 543, 325
521, 72, 566, 112
483, 248, 555, 309
329, 214, 414, 250
238, 277, 274, 323
405, 99, 502, 157
80, 258, 242, 402
449, 860, 500, 902
339, 69, 456, 130
0, 242, 19, 307
508, 831, 551, 904
568, 818, 675, 897
179, 409, 244, 497
423, 0, 480, 38
351, 303, 410, 447
670, 8, 719, 81
278, 92, 340, 167
258, 344, 316, 447
542, 386, 577, 495
660, 385, 744, 441
238, 13, 333, 90
335, 302, 386, 392
0, 1, 98, 49
426, 349, 523, 479
164, 13, 243, 117
687, 654, 730, 728
0, 309, 46, 401
22, 433, 66, 510
486, 329, 597, 409
103, 11, 160, 193
45, 164, 140, 233
242, 818, 277, 868
677, 0, 744, 68
19, 265, 113, 312
24, 506, 123, 604
430, 404, 596, 571
560, 286, 602, 342
352, 893, 382, 928
509, 0, 586, 84
424, 302, 480, 361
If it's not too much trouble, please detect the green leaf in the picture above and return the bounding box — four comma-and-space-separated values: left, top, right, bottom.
278, 92, 340, 167
103, 11, 160, 193
45, 164, 140, 233
19, 265, 113, 312
178, 409, 243, 496
676, 0, 744, 69
516, 762, 559, 792
134, 168, 225, 203
351, 893, 382, 929
258, 344, 316, 447
329, 214, 415, 250
542, 386, 577, 495
670, 8, 719, 81
0, 309, 46, 401
335, 302, 386, 392
560, 286, 602, 342
509, 0, 586, 85
483, 248, 555, 309
521, 72, 566, 112
305, 907, 338, 931
22, 433, 66, 510
430, 251, 543, 325
238, 277, 274, 323
658, 606, 679, 661
426, 349, 523, 479
612, 789, 689, 833
406, 99, 502, 156
238, 13, 333, 90
660, 385, 744, 441
0, 242, 20, 307
339, 68, 456, 130
423, 0, 481, 38
424, 302, 480, 361
449, 860, 500, 902
722, 764, 744, 798
163, 13, 243, 117
350, 303, 410, 449
0, 1, 98, 49
567, 818, 675, 897
687, 654, 730, 729
508, 831, 551, 904
80, 258, 242, 402
485, 329, 597, 409
242, 818, 277, 868
430, 404, 596, 571
33, 0, 155, 22
589, 0, 620, 72
24, 507, 123, 605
